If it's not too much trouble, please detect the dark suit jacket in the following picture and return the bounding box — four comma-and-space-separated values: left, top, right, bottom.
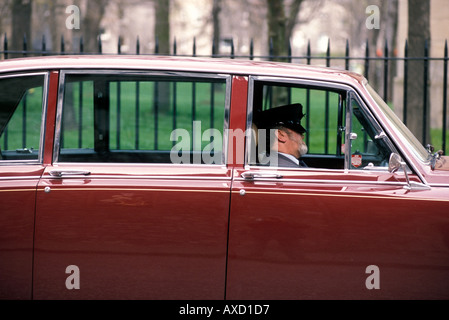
262, 152, 308, 168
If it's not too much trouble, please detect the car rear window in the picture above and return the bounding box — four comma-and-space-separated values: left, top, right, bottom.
56, 72, 229, 165
0, 73, 46, 162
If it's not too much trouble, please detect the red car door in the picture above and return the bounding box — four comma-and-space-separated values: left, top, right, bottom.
226, 77, 449, 299
33, 70, 234, 299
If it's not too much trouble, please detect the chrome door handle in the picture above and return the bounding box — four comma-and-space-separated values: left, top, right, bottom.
49, 170, 91, 177
241, 172, 283, 180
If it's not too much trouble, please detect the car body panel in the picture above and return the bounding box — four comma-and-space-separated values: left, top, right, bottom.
227, 167, 449, 299
34, 164, 231, 299
0, 166, 43, 299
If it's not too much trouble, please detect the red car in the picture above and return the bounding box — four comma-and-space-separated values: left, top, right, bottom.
0, 55, 448, 299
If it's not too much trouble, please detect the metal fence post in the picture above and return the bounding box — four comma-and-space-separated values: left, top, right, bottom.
23, 34, 27, 57
383, 39, 388, 101
443, 40, 448, 154
345, 39, 350, 71
403, 39, 408, 125
423, 39, 429, 143
364, 40, 369, 80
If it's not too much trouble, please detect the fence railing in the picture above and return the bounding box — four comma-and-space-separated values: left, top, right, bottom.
1, 34, 448, 154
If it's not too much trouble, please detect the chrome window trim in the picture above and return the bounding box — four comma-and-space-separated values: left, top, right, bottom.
233, 175, 418, 188
54, 69, 232, 166
0, 71, 49, 166
44, 175, 232, 181
0, 175, 43, 181
429, 183, 449, 188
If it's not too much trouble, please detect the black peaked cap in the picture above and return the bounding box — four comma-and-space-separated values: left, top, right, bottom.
255, 103, 306, 134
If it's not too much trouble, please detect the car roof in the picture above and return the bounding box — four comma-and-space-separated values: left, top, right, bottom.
0, 55, 366, 86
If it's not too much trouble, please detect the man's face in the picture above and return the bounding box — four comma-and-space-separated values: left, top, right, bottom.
276, 128, 308, 158
287, 129, 308, 158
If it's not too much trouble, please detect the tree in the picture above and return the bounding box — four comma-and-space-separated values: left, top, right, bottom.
82, 0, 108, 53
155, 0, 170, 55
265, 0, 305, 106
154, 0, 170, 113
11, 0, 31, 58
266, 0, 304, 62
212, 0, 221, 55
406, 0, 430, 144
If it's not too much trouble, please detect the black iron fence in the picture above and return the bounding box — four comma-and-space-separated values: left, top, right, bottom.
1, 34, 448, 154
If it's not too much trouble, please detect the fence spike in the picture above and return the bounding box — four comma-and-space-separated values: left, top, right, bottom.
41, 35, 46, 55
307, 39, 311, 65
60, 35, 65, 54
173, 37, 176, 55
79, 36, 83, 54
136, 36, 140, 55
288, 40, 292, 63
345, 39, 349, 70
98, 35, 102, 54
250, 38, 254, 60
23, 33, 27, 57
212, 37, 216, 57
118, 36, 122, 54
3, 33, 7, 60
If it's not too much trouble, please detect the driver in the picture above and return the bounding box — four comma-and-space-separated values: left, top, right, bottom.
255, 103, 308, 168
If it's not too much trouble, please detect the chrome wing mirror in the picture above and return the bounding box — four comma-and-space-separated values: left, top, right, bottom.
388, 153, 430, 191
388, 153, 403, 174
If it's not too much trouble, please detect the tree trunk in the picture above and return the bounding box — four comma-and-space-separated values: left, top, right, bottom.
82, 0, 108, 53
155, 0, 170, 55
155, 0, 170, 113
406, 0, 431, 144
265, 0, 303, 107
11, 0, 31, 58
212, 0, 221, 55
266, 0, 288, 61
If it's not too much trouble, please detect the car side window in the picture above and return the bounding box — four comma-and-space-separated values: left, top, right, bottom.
248, 80, 346, 169
0, 74, 46, 162
57, 72, 228, 164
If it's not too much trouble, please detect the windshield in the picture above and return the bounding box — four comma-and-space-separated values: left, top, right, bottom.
366, 84, 429, 162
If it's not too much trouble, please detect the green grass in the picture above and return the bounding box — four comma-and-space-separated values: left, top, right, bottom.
430, 128, 449, 154
1, 87, 43, 154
